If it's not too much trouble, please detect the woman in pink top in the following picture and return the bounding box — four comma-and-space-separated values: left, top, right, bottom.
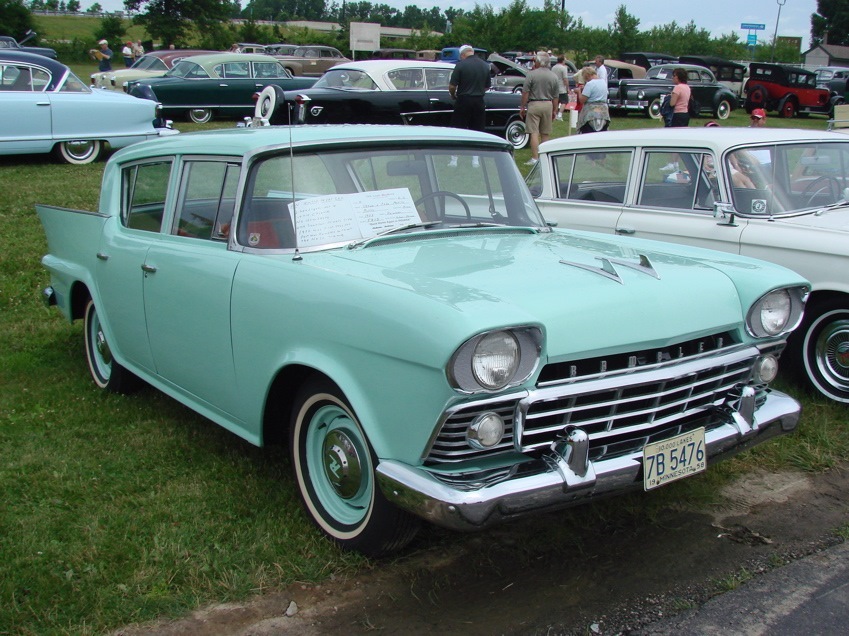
668, 68, 691, 127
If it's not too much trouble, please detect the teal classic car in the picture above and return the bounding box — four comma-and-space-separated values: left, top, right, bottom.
37, 125, 808, 556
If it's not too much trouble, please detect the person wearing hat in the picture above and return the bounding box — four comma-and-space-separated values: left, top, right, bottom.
448, 44, 491, 167
122, 41, 133, 67
750, 108, 767, 127
89, 39, 113, 72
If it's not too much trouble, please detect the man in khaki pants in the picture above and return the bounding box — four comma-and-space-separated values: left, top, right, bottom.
519, 51, 559, 166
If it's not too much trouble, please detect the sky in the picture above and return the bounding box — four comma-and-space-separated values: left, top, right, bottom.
95, 0, 820, 45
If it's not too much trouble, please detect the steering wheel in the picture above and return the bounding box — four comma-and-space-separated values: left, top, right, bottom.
414, 190, 471, 221
801, 176, 842, 207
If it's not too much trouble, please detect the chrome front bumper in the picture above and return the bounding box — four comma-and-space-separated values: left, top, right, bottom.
376, 389, 800, 531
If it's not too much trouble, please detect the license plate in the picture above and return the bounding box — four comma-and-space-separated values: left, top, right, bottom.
643, 428, 706, 491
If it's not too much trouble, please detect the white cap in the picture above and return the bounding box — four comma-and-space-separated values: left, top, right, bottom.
459, 44, 474, 56
98, 39, 108, 45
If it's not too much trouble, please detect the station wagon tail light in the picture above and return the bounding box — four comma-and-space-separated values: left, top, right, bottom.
746, 287, 807, 338
449, 327, 542, 393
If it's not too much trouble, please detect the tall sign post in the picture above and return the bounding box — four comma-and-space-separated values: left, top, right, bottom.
741, 22, 766, 60
771, 0, 787, 62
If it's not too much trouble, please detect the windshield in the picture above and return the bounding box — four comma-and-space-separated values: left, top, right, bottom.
313, 69, 378, 90
238, 146, 546, 250
133, 56, 167, 72
725, 142, 849, 215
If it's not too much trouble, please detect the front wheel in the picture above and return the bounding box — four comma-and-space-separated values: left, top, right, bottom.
504, 118, 528, 150
83, 299, 139, 393
792, 299, 849, 403
778, 96, 797, 118
715, 99, 732, 120
56, 140, 102, 165
188, 108, 213, 124
289, 378, 420, 556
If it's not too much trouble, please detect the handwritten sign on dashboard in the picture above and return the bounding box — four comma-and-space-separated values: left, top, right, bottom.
291, 188, 421, 247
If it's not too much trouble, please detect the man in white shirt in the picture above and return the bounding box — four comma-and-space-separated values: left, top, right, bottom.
594, 55, 608, 82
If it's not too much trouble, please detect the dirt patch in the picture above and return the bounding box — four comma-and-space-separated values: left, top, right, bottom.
113, 466, 849, 636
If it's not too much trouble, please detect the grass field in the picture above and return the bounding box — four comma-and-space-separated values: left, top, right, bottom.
1, 108, 847, 633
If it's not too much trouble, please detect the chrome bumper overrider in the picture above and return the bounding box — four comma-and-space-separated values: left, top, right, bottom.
376, 390, 800, 531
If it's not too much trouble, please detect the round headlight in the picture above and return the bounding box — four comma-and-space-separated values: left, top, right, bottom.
758, 290, 792, 336
467, 413, 505, 449
472, 331, 520, 390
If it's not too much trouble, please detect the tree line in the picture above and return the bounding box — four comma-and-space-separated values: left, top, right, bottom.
3, 0, 848, 64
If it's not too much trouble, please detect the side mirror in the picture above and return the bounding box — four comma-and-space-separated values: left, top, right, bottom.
714, 201, 737, 226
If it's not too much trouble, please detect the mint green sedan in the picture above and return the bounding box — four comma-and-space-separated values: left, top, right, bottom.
37, 125, 808, 556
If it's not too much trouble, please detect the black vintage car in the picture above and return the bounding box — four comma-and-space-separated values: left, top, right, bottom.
607, 63, 739, 120
254, 59, 529, 149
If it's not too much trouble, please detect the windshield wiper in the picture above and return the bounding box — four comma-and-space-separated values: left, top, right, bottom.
347, 221, 442, 249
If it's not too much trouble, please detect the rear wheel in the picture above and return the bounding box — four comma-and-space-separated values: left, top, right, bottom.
778, 96, 797, 118
289, 378, 420, 556
56, 140, 102, 165
83, 299, 139, 393
715, 99, 732, 120
188, 108, 212, 124
255, 85, 283, 119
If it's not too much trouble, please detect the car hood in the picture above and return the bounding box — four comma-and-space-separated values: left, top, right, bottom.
772, 207, 849, 231
303, 228, 801, 357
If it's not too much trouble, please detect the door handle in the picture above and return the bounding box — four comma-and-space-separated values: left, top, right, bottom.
36, 101, 50, 106
96, 252, 109, 261
616, 227, 636, 235
141, 264, 157, 273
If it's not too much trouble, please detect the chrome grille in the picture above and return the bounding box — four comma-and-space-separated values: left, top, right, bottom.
425, 338, 760, 466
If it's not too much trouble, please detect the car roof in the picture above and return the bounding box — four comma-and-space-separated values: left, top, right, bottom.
175, 52, 283, 68
112, 125, 511, 162
0, 49, 67, 74
324, 59, 456, 73
678, 55, 746, 69
649, 63, 714, 73
539, 127, 848, 155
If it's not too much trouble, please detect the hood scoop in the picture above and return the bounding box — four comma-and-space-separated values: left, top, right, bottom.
559, 254, 659, 284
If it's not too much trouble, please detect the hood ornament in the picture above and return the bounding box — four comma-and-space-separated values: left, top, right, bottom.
559, 254, 659, 284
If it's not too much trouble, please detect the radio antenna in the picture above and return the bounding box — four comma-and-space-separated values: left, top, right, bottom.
288, 100, 301, 261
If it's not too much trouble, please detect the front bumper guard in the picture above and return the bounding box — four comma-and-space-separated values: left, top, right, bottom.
376, 389, 800, 531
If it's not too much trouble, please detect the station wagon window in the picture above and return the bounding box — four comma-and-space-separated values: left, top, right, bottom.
174, 161, 240, 240
218, 62, 249, 78
639, 151, 717, 211
554, 150, 632, 203
386, 68, 424, 90
123, 161, 172, 231
425, 68, 451, 90
254, 61, 286, 79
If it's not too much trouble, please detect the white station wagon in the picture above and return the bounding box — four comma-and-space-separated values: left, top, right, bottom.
528, 127, 849, 403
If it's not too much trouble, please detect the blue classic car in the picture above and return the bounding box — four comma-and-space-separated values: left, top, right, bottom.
128, 52, 317, 123
37, 125, 808, 556
0, 51, 176, 164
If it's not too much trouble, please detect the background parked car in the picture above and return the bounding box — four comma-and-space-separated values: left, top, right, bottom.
529, 127, 849, 403
440, 46, 488, 63
266, 43, 298, 56
0, 51, 176, 164
273, 45, 350, 76
90, 49, 214, 92
0, 31, 57, 59
608, 63, 737, 120
678, 55, 747, 98
370, 48, 417, 60
619, 51, 677, 71
489, 53, 577, 93
815, 65, 849, 102
128, 52, 316, 123
252, 59, 529, 149
744, 63, 835, 118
